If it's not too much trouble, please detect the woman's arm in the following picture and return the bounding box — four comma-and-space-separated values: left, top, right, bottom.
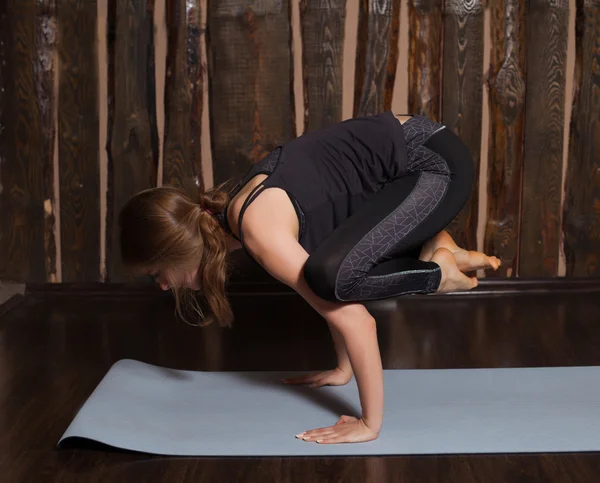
241, 203, 384, 436
262, 238, 383, 432
328, 320, 352, 374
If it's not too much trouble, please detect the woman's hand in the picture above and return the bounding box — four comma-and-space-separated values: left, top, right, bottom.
296, 415, 379, 444
281, 367, 353, 388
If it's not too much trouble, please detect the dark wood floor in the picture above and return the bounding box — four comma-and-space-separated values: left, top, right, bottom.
2, 280, 600, 482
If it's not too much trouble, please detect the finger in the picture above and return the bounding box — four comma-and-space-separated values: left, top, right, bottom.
316, 436, 349, 444
297, 426, 337, 438
296, 424, 339, 439
312, 429, 347, 443
315, 428, 359, 444
320, 432, 378, 444
281, 376, 312, 384
299, 431, 337, 442
303, 427, 338, 437
282, 374, 319, 384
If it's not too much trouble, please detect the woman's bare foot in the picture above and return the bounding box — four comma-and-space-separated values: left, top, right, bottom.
420, 230, 501, 273
431, 247, 478, 293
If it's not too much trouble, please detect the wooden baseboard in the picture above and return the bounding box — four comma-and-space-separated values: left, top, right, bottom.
444, 277, 600, 295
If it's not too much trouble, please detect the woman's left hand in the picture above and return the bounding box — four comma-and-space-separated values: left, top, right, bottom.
296, 415, 379, 444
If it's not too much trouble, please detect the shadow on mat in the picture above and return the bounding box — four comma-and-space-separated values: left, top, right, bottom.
225, 372, 361, 420
151, 364, 361, 420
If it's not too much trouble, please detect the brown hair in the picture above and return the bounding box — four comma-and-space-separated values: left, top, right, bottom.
118, 183, 234, 328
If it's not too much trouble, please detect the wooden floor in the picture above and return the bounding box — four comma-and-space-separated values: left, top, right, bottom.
1, 280, 600, 482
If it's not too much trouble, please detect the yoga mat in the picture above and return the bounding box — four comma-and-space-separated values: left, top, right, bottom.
58, 359, 600, 456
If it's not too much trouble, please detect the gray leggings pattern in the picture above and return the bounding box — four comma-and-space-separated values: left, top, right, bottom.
335, 116, 451, 301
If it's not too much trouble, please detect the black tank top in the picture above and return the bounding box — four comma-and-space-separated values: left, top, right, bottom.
216, 111, 408, 254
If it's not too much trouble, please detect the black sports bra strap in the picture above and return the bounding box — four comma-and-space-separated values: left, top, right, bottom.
237, 183, 269, 246
221, 147, 282, 250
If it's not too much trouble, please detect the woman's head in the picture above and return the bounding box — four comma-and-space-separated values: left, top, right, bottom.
119, 185, 233, 328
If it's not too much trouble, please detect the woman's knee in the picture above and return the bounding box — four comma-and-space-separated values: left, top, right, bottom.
303, 253, 340, 301
426, 127, 475, 199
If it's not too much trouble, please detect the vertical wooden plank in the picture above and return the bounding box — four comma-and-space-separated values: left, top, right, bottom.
147, 3, 160, 176
0, 2, 52, 283
106, 0, 159, 281
154, 0, 167, 186
563, 0, 600, 277
0, 5, 5, 274
519, 0, 569, 277
207, 1, 295, 184
408, 0, 443, 120
58, 0, 100, 282
0, 2, 8, 279
483, 0, 527, 278
37, 0, 58, 283
163, 0, 205, 197
300, 0, 346, 132
98, 0, 109, 281
353, 0, 401, 117
442, 0, 484, 251
106, 0, 116, 276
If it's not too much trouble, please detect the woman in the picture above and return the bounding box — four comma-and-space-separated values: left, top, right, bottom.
119, 112, 500, 445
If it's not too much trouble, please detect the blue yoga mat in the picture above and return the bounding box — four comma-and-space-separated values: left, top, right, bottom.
58, 359, 600, 456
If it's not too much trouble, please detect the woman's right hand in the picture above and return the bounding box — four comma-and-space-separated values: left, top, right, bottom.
281, 367, 353, 388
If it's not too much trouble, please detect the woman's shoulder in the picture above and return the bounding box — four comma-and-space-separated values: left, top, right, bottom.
236, 187, 300, 252
235, 189, 308, 283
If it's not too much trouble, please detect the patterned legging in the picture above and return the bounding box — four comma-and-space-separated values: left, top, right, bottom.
303, 115, 475, 301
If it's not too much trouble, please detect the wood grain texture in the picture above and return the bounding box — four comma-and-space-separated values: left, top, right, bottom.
563, 0, 600, 277
58, 0, 100, 282
441, 0, 484, 251
519, 0, 569, 277
207, 1, 295, 184
353, 0, 401, 117
484, 0, 527, 278
0, 2, 50, 283
106, 0, 159, 281
162, 0, 204, 197
36, 0, 58, 283
408, 0, 443, 120
300, 0, 346, 132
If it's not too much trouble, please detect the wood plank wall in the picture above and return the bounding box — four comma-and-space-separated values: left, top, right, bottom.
300, 0, 346, 131
0, 1, 54, 283
563, 0, 600, 277
442, 0, 484, 253
58, 0, 100, 282
207, 1, 295, 185
484, 0, 527, 278
0, 0, 598, 284
520, 0, 569, 277
106, 0, 158, 281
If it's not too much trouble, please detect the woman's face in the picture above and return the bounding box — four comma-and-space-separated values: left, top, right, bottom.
150, 265, 201, 291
